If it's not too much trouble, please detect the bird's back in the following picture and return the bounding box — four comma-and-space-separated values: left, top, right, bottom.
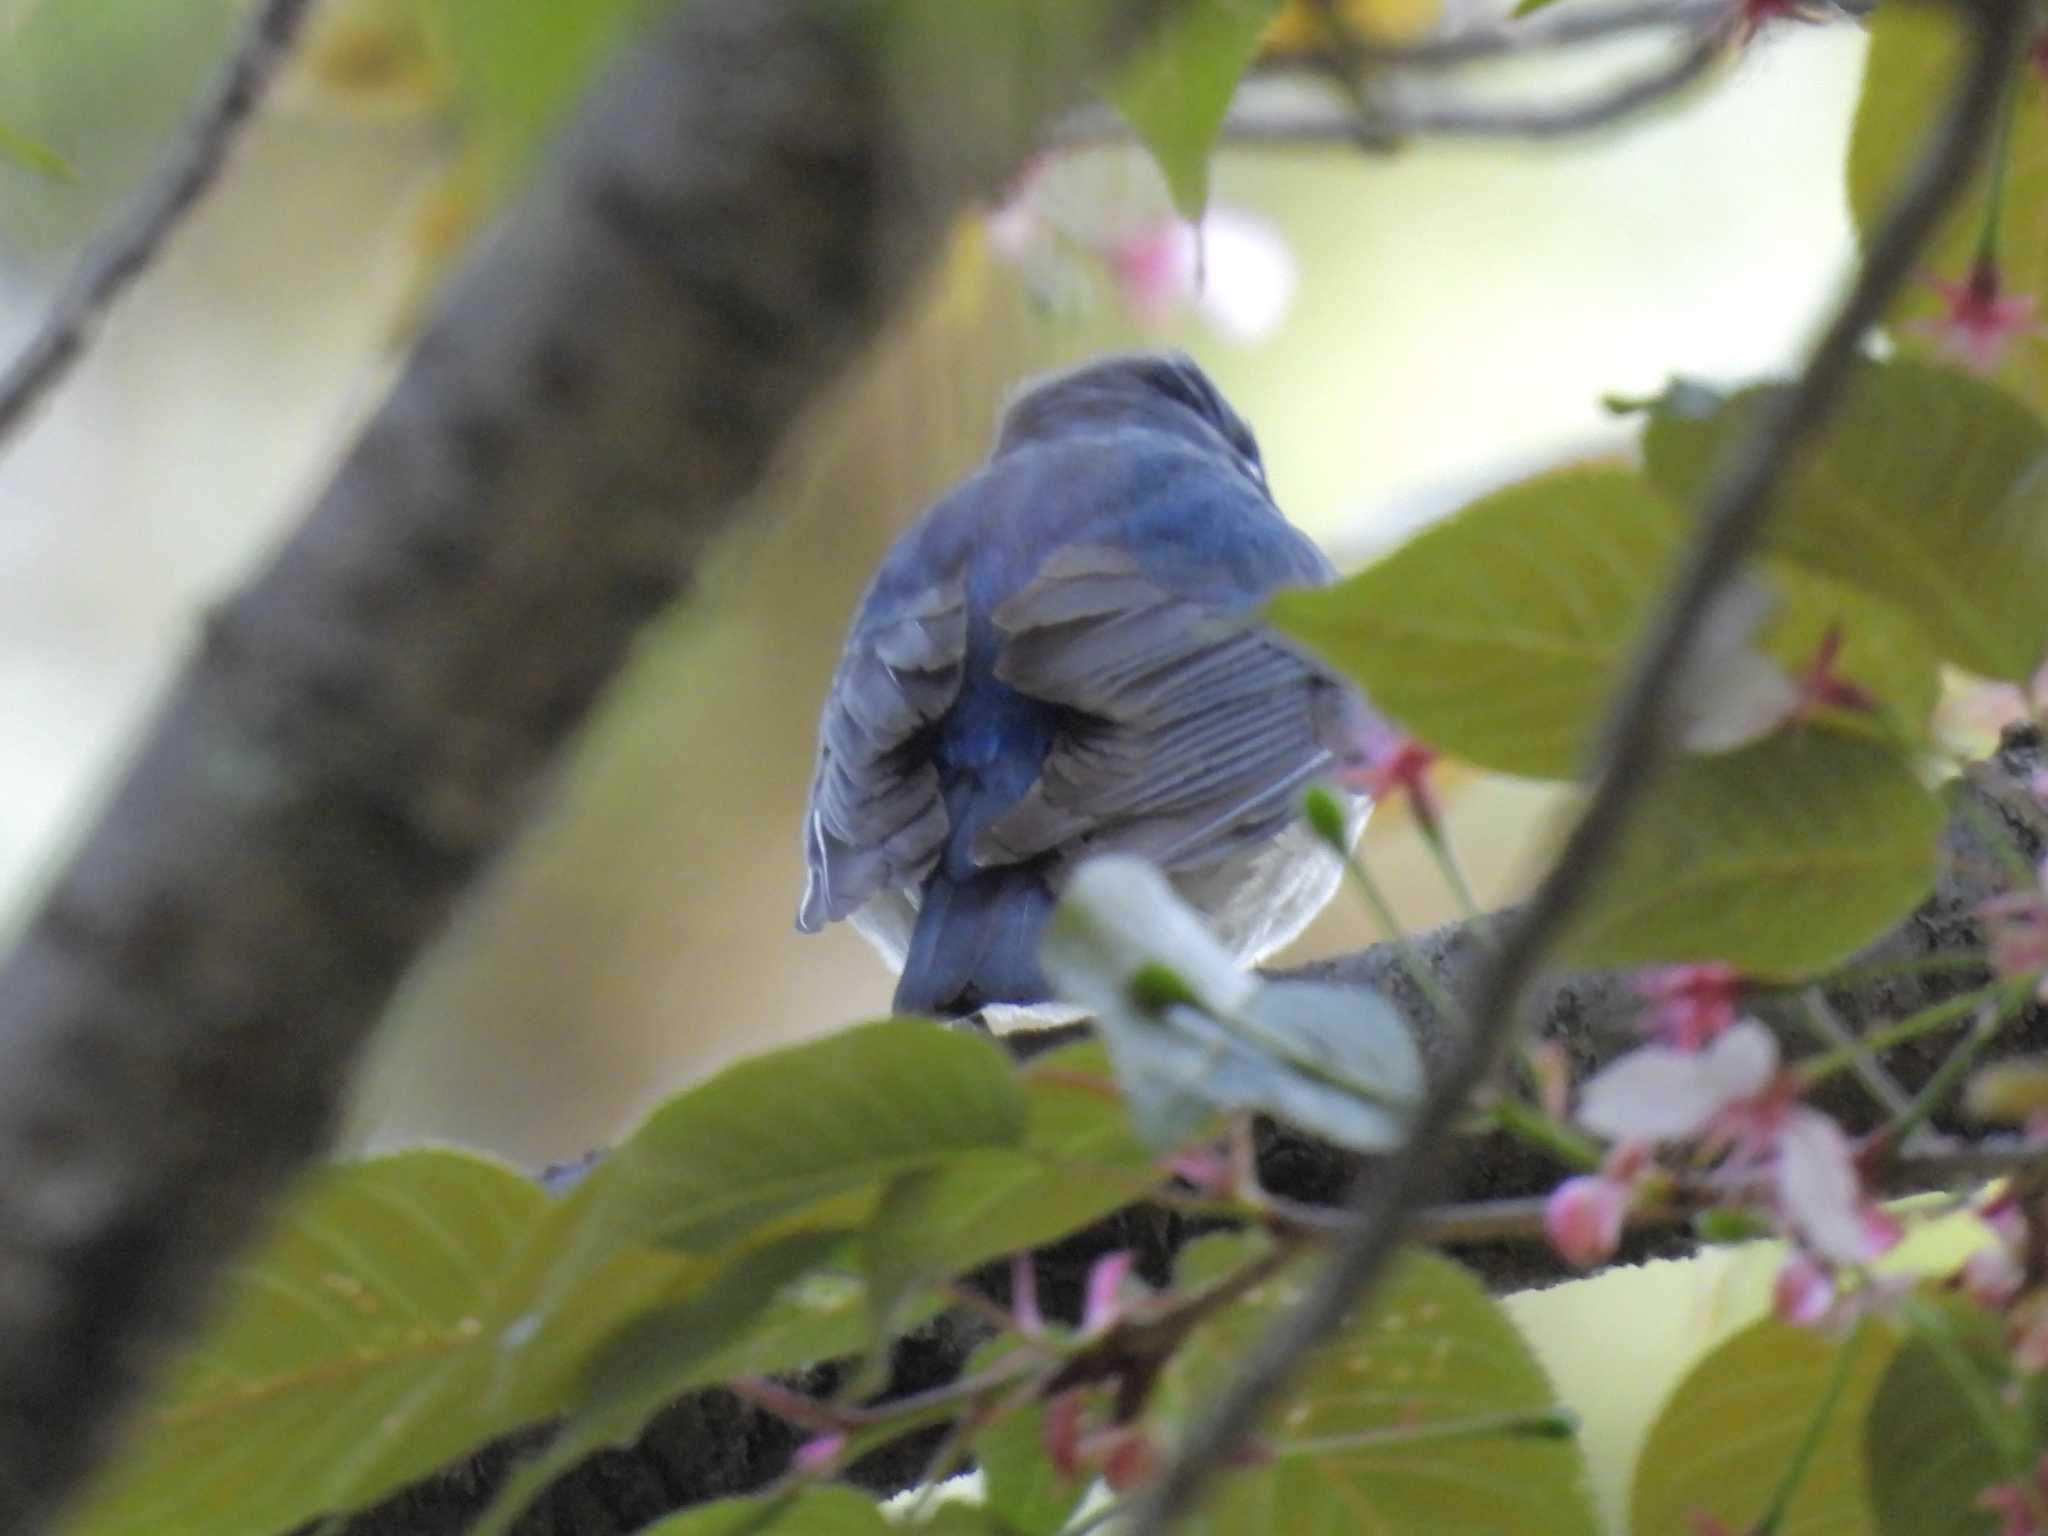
799, 355, 1354, 1021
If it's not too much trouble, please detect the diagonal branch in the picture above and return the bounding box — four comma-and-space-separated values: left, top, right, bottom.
0, 2, 1191, 1528
0, 0, 321, 449
1127, 2, 2031, 1527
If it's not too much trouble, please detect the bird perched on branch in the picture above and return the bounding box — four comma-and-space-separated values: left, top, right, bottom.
797, 352, 1380, 1024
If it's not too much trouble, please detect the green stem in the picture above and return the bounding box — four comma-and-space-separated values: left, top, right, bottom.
1794, 988, 1912, 1118
1874, 989, 2024, 1153
1486, 1094, 1603, 1171
1420, 818, 1484, 928
1797, 977, 2024, 1086
1975, 50, 2025, 266
1752, 1317, 1867, 1535
1761, 950, 1989, 994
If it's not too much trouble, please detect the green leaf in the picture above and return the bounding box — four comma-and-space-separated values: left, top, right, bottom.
862, 1046, 1164, 1344
971, 1363, 1085, 1536
0, 0, 242, 252
0, 113, 70, 180
1643, 361, 2048, 681
1847, 9, 2048, 414
71, 1027, 1030, 1534
62, 1150, 689, 1536
1630, 1316, 1897, 1535
1558, 727, 1945, 975
637, 1486, 895, 1536
470, 1230, 867, 1536
1109, 0, 1281, 217
543, 1019, 1029, 1296
901, 1505, 1023, 1536
1162, 1241, 1599, 1535
1270, 464, 1942, 778
576, 1231, 860, 1440
440, 0, 657, 181
1865, 1298, 2019, 1536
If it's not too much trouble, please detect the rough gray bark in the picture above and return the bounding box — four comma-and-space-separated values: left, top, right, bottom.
0, 3, 1184, 1528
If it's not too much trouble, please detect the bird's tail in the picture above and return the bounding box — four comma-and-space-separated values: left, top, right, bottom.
893, 869, 1055, 1019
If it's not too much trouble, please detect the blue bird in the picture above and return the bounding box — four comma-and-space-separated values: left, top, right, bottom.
797, 352, 1379, 1023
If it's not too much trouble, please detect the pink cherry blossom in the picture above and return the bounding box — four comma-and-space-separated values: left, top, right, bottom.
1637, 963, 1743, 1050
1774, 1250, 1837, 1327
1965, 1240, 2026, 1309
1083, 1249, 1136, 1336
1332, 720, 1441, 836
1790, 625, 1878, 720
1914, 259, 2041, 372
1009, 1252, 1045, 1337
1577, 1021, 1897, 1266
792, 1433, 846, 1475
1545, 1174, 1631, 1268
1978, 1453, 2048, 1536
980, 155, 1298, 342
1105, 208, 1298, 342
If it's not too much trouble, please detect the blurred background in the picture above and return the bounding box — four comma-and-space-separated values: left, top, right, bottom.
0, 1, 1866, 1164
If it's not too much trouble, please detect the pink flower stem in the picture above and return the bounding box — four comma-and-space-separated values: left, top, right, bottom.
1973, 56, 2025, 265
1750, 1316, 1871, 1535
1417, 815, 1484, 925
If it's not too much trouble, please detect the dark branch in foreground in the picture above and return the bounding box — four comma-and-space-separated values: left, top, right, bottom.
0, 0, 320, 449
0, 3, 1187, 1529
1126, 4, 2033, 1528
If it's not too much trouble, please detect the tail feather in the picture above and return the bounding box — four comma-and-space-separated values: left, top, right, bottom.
894, 870, 1054, 1018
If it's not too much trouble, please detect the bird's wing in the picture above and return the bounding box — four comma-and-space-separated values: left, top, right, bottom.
978, 541, 1336, 874
798, 576, 968, 932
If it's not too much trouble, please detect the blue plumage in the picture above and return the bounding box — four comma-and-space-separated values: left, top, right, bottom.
798, 353, 1371, 1022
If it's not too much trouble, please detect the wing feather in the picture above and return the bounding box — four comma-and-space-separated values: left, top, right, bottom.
798, 578, 967, 931
976, 544, 1335, 873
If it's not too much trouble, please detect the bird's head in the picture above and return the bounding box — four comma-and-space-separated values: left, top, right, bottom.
991, 352, 1268, 493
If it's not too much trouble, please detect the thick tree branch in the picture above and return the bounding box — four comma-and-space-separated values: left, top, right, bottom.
0, 3, 1187, 1528
0, 0, 321, 447
1128, 3, 2032, 1527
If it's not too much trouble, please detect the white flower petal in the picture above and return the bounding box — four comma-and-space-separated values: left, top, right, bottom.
1190, 207, 1296, 343
1040, 854, 1257, 1020
1776, 1108, 1873, 1266
1578, 1020, 1779, 1142
1672, 574, 1798, 754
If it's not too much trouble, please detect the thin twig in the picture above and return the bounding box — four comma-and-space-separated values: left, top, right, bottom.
1373, 29, 1727, 140
1053, 0, 1734, 152
1345, 0, 1730, 64
1124, 5, 2027, 1528
0, 0, 318, 449
1405, 1136, 2045, 1246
